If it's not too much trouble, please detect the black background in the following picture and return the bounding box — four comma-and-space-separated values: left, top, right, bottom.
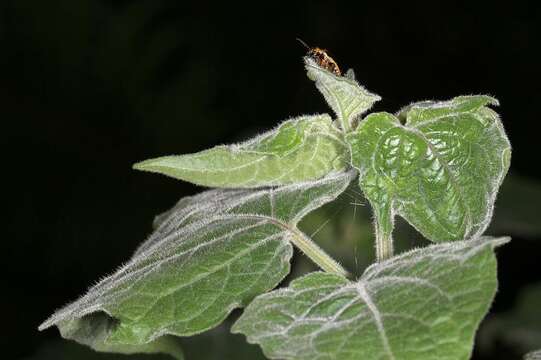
3, 1, 540, 359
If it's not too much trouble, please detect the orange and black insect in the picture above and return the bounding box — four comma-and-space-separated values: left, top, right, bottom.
296, 38, 342, 76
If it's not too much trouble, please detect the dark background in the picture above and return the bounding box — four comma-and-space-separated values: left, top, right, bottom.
3, 1, 540, 359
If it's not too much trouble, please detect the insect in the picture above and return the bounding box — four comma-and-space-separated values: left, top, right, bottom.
296, 38, 342, 76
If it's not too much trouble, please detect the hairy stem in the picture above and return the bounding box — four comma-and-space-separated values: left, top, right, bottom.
374, 202, 394, 262
242, 214, 349, 277
288, 228, 349, 277
375, 226, 393, 262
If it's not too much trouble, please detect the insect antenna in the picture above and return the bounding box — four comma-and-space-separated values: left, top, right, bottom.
295, 37, 311, 50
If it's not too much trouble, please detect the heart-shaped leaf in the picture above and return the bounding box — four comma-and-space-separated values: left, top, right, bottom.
39, 171, 355, 357
346, 96, 510, 258
233, 236, 508, 360
133, 114, 349, 188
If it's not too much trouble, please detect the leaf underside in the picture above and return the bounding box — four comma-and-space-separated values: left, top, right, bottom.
133, 114, 349, 188
347, 96, 511, 242
39, 171, 355, 357
233, 236, 509, 360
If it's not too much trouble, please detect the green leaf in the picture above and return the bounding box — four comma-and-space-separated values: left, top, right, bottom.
305, 58, 381, 132
396, 95, 500, 123
38, 171, 354, 357
346, 96, 511, 254
233, 236, 509, 360
39, 313, 184, 359
133, 114, 349, 188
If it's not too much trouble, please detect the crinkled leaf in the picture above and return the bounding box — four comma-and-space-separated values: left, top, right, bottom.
305, 57, 381, 132
39, 171, 355, 357
233, 236, 508, 360
347, 96, 511, 243
133, 114, 349, 188
397, 95, 499, 123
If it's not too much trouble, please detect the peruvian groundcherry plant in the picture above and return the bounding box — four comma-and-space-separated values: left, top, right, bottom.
39, 56, 513, 360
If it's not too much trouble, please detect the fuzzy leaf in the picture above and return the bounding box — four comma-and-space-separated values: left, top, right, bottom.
347, 96, 511, 243
39, 171, 355, 357
305, 57, 381, 132
133, 114, 349, 188
233, 236, 509, 360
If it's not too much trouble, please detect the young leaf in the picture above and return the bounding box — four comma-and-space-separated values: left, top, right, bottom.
39, 171, 354, 357
305, 57, 381, 132
233, 236, 509, 360
346, 96, 511, 259
133, 114, 349, 188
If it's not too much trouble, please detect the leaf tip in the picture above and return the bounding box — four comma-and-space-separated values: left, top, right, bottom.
37, 316, 55, 331
132, 159, 153, 172
132, 156, 176, 177
491, 235, 511, 248
488, 96, 500, 107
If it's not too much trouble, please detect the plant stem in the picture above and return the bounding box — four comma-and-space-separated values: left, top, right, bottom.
243, 214, 349, 277
289, 228, 349, 277
375, 225, 393, 262
338, 117, 350, 134
374, 203, 394, 262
